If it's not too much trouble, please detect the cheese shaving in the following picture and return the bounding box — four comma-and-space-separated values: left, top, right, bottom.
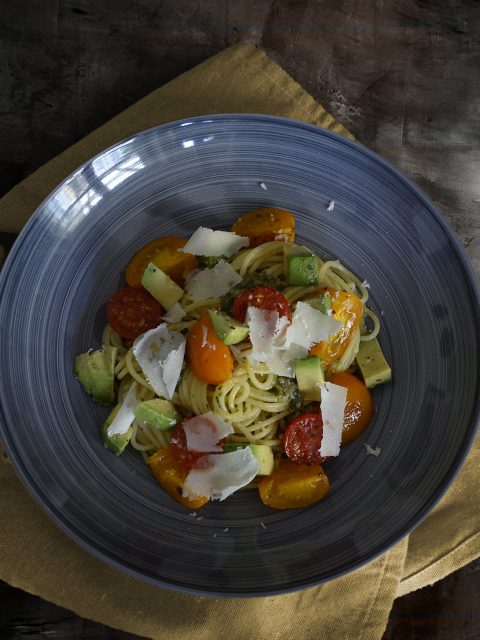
161, 302, 185, 323
285, 302, 341, 350
365, 443, 381, 456
319, 382, 347, 457
107, 384, 138, 437
246, 304, 341, 377
179, 227, 249, 257
132, 324, 185, 399
183, 448, 260, 501
185, 260, 242, 301
182, 412, 233, 452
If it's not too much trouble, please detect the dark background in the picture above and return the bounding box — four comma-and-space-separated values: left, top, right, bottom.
1, 1, 479, 638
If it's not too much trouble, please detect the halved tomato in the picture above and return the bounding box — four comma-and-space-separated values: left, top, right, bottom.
106, 286, 163, 340
125, 236, 198, 287
231, 286, 292, 323
309, 288, 363, 365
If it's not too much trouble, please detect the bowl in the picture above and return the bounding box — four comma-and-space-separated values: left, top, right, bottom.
0, 115, 478, 596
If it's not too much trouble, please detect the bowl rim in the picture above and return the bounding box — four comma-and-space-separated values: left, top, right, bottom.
0, 113, 479, 597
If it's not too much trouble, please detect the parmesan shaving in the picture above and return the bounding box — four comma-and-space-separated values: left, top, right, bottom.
183, 448, 259, 501
179, 227, 249, 257
132, 324, 185, 399
365, 443, 381, 456
182, 412, 233, 452
319, 382, 347, 457
107, 384, 138, 437
185, 260, 242, 301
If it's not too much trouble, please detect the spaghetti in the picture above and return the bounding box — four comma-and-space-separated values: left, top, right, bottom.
76, 209, 389, 509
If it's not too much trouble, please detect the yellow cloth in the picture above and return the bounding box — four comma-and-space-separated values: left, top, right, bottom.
0, 43, 478, 640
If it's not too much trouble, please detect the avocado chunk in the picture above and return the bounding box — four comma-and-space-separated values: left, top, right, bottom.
223, 443, 274, 475
134, 398, 178, 430
293, 355, 325, 402
356, 338, 392, 388
75, 346, 117, 405
102, 404, 133, 455
141, 262, 183, 310
284, 244, 318, 286
305, 292, 331, 315
208, 309, 249, 345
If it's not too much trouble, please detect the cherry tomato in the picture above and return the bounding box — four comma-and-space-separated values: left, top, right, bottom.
258, 460, 330, 509
283, 413, 326, 464
148, 446, 208, 509
330, 372, 374, 444
232, 208, 295, 247
231, 286, 292, 323
169, 421, 207, 472
106, 286, 163, 340
309, 288, 363, 365
125, 236, 198, 287
186, 313, 233, 385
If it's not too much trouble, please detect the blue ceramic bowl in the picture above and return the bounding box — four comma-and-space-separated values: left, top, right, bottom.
0, 115, 478, 596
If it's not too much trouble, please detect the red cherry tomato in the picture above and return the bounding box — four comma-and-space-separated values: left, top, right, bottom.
170, 421, 206, 473
106, 287, 163, 340
231, 286, 292, 323
283, 413, 326, 465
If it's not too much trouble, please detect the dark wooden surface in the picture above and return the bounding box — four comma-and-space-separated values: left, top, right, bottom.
1, 1, 479, 638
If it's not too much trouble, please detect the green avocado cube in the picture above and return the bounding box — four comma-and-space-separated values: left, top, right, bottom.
208, 309, 249, 345
134, 398, 178, 430
75, 346, 117, 405
223, 443, 274, 475
305, 292, 331, 315
102, 404, 133, 455
141, 262, 183, 310
355, 338, 392, 388
293, 355, 325, 402
284, 244, 318, 286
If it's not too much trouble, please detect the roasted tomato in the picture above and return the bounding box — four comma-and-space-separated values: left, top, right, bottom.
258, 461, 330, 509
186, 313, 233, 384
106, 286, 163, 340
309, 288, 363, 365
170, 421, 207, 473
231, 207, 295, 247
283, 413, 326, 465
231, 286, 292, 323
125, 236, 197, 287
330, 372, 374, 444
148, 446, 208, 509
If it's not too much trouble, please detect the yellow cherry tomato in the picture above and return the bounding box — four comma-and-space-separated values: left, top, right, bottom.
186, 313, 233, 385
330, 372, 374, 444
232, 208, 295, 247
148, 446, 208, 509
125, 236, 198, 287
258, 460, 330, 509
309, 288, 363, 365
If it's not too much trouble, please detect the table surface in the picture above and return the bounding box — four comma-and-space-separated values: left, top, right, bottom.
0, 1, 479, 639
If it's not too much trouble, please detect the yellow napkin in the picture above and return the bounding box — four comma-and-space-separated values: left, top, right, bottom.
0, 43, 478, 640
